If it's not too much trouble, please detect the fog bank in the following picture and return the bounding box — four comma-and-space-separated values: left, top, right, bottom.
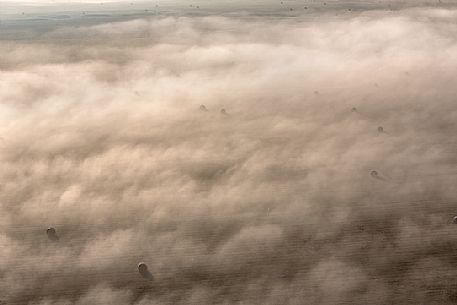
2, 6, 457, 304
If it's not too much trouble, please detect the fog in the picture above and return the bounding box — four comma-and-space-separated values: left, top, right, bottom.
2, 3, 457, 304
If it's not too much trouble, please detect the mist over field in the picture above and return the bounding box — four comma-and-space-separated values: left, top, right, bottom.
2, 1, 457, 304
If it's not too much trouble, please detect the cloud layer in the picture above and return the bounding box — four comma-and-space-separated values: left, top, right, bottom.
2, 6, 457, 304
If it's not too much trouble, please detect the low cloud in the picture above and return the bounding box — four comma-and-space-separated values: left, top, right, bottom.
2, 5, 457, 304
